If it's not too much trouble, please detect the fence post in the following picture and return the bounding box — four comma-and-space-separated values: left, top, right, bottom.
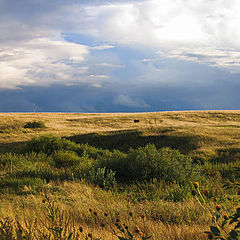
10, 161, 13, 174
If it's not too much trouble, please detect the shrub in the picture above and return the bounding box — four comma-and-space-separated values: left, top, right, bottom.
24, 121, 46, 129
52, 150, 81, 172
24, 135, 77, 155
74, 143, 107, 159
85, 167, 116, 189
72, 154, 95, 178
97, 149, 127, 171
108, 144, 198, 184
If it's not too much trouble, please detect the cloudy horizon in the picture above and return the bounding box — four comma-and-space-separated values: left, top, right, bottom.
1, 0, 240, 112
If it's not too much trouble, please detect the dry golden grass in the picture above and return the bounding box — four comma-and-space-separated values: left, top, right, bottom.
0, 181, 214, 240
0, 110, 240, 239
0, 110, 240, 156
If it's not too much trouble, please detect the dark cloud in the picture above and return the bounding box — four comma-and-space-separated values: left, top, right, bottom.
1, 76, 240, 113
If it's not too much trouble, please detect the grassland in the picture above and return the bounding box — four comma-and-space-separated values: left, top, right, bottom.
0, 111, 240, 239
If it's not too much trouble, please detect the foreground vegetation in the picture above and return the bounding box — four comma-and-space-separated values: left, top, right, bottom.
0, 111, 240, 239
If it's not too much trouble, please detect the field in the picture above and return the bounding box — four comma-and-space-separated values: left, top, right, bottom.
0, 111, 240, 239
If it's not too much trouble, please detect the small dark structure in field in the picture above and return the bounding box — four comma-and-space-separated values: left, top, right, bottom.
134, 119, 140, 123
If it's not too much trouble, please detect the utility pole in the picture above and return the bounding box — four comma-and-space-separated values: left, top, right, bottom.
33, 104, 36, 113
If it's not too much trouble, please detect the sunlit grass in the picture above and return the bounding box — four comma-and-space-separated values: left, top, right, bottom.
0, 110, 240, 239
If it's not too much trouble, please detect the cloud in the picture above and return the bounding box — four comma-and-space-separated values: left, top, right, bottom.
91, 45, 115, 50
78, 0, 240, 72
0, 38, 89, 89
114, 94, 150, 108
157, 48, 240, 73
1, 0, 240, 94
96, 63, 125, 68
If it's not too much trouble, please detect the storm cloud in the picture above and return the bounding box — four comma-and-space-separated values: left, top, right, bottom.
0, 0, 240, 112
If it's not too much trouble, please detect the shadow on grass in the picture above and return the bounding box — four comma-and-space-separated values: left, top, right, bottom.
210, 147, 240, 164
68, 129, 206, 154
0, 142, 25, 154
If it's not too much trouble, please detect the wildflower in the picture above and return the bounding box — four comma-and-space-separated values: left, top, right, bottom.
104, 212, 108, 217
89, 208, 93, 212
141, 214, 145, 219
203, 190, 209, 197
193, 182, 199, 189
79, 226, 83, 232
223, 214, 228, 220
135, 225, 140, 233
129, 212, 133, 217
101, 223, 105, 228
88, 233, 92, 238
116, 218, 120, 223
42, 199, 46, 203
212, 215, 216, 222
216, 205, 221, 211
124, 225, 129, 230
93, 211, 97, 216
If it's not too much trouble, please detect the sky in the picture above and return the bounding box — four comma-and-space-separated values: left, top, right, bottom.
1, 0, 240, 112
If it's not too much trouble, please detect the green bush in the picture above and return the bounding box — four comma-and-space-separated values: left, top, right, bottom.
97, 149, 127, 171
24, 121, 46, 129
52, 150, 81, 171
85, 167, 116, 188
107, 144, 198, 184
72, 154, 95, 178
24, 135, 77, 155
53, 150, 95, 179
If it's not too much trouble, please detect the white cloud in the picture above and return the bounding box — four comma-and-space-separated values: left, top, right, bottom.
114, 94, 150, 108
80, 0, 240, 72
0, 38, 89, 89
88, 74, 110, 79
91, 45, 115, 50
91, 83, 102, 88
1, 0, 240, 90
156, 48, 240, 73
96, 62, 125, 68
